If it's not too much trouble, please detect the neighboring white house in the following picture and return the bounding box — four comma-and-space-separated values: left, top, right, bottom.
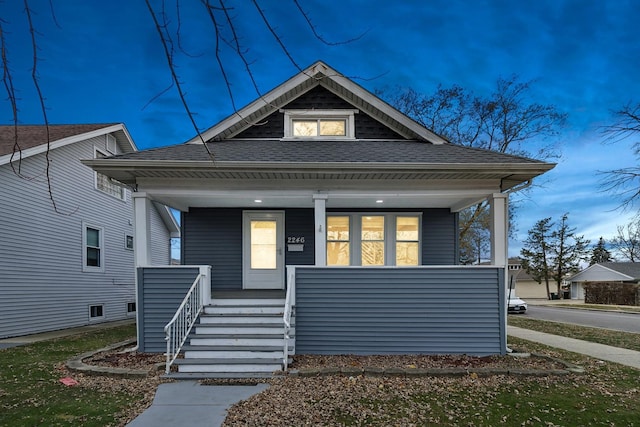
568, 262, 640, 300
0, 124, 179, 339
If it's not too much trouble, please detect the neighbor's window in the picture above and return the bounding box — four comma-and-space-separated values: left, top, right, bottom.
83, 223, 104, 272
89, 304, 104, 319
327, 214, 421, 266
95, 149, 125, 200
282, 109, 357, 139
125, 234, 134, 250
327, 216, 350, 266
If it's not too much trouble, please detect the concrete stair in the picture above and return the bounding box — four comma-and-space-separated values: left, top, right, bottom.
168, 295, 294, 379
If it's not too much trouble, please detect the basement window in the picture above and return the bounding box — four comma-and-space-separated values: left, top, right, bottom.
89, 304, 104, 320
282, 109, 357, 139
127, 302, 136, 314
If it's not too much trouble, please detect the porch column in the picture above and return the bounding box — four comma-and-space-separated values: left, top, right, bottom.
133, 192, 152, 267
313, 194, 328, 266
489, 193, 508, 267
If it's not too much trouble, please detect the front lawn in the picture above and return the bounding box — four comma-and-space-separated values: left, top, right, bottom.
0, 324, 161, 427
508, 315, 640, 351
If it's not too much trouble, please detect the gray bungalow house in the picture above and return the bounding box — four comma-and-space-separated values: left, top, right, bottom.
85, 62, 555, 377
0, 124, 179, 339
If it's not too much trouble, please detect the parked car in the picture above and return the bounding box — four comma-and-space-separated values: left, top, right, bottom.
508, 295, 527, 314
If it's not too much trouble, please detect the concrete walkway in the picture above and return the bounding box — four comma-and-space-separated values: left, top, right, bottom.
0, 319, 134, 349
508, 326, 640, 369
125, 381, 269, 427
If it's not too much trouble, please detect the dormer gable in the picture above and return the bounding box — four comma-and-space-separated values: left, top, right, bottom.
187, 61, 447, 144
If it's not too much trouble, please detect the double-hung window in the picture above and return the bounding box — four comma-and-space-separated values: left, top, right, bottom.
326, 214, 421, 266
83, 223, 104, 272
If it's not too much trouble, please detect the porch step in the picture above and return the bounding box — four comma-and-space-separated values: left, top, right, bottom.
194, 324, 294, 335
173, 358, 283, 373
165, 372, 275, 379
199, 314, 289, 324
174, 296, 295, 379
204, 306, 284, 315
189, 333, 286, 347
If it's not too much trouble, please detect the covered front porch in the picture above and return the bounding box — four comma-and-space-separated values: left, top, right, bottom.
131, 188, 510, 377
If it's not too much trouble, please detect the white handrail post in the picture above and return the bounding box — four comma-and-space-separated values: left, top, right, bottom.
283, 266, 296, 371
200, 265, 212, 306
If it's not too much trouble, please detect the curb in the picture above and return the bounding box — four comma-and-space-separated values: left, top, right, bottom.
66, 338, 157, 378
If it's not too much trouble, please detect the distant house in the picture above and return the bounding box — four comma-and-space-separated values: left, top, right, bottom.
86, 61, 555, 377
0, 124, 179, 339
568, 262, 640, 300
507, 258, 547, 299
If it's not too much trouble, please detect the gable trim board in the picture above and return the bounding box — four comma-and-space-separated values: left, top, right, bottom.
0, 123, 136, 166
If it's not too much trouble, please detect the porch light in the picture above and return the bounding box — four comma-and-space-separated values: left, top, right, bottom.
376, 200, 384, 204
254, 199, 262, 203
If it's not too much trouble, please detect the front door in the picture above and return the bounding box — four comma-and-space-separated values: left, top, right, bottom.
242, 211, 285, 289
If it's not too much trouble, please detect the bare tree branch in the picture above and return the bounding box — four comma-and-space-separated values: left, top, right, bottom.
0, 18, 23, 176
25, 0, 77, 214
251, 0, 302, 72
293, 0, 368, 46
144, 0, 214, 159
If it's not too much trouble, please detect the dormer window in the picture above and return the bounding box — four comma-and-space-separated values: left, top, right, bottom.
282, 109, 357, 139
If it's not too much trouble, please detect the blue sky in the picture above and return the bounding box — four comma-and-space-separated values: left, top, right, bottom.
1, 0, 639, 256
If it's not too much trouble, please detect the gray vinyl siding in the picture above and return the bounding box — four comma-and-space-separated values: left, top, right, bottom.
235, 86, 404, 140
423, 208, 458, 265
182, 208, 243, 290
136, 267, 200, 352
284, 209, 315, 267
0, 135, 168, 339
294, 266, 505, 356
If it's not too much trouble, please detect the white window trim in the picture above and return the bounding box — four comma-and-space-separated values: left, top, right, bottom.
327, 213, 422, 266
105, 134, 117, 154
94, 147, 126, 201
281, 109, 358, 139
126, 302, 136, 317
89, 304, 105, 321
82, 222, 105, 273
124, 233, 134, 251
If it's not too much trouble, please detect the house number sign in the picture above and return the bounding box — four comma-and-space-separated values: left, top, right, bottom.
287, 236, 305, 252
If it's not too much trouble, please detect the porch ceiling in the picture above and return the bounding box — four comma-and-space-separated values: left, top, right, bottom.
140, 188, 496, 212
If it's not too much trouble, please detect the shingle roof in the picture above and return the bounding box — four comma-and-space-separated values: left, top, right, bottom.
599, 262, 640, 279
0, 124, 117, 157
109, 139, 547, 165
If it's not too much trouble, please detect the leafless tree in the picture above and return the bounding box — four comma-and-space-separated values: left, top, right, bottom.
600, 102, 640, 209
610, 220, 640, 262
381, 77, 567, 253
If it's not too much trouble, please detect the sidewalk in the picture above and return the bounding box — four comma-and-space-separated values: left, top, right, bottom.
508, 326, 640, 369
0, 319, 134, 349
125, 382, 269, 427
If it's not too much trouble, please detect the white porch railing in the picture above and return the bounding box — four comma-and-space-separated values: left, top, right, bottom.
164, 266, 211, 374
283, 266, 296, 370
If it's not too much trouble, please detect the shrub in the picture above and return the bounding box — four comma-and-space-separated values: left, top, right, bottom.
584, 282, 640, 306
